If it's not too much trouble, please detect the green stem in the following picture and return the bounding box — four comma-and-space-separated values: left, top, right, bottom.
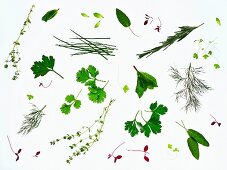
175, 121, 187, 131
133, 66, 139, 72
134, 110, 140, 120
75, 89, 82, 100
102, 80, 109, 89
129, 27, 139, 37
140, 111, 147, 123
52, 70, 64, 79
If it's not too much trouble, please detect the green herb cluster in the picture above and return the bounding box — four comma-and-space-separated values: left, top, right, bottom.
125, 101, 168, 137
81, 12, 104, 28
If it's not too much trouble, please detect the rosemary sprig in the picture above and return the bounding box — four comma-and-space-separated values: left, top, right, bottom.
50, 99, 115, 164
169, 63, 211, 112
4, 5, 35, 80
54, 30, 117, 60
137, 23, 204, 59
18, 103, 46, 135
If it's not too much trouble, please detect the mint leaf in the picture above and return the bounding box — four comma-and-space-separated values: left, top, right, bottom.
74, 100, 81, 109
125, 120, 142, 137
65, 95, 75, 103
60, 103, 71, 115
123, 85, 129, 93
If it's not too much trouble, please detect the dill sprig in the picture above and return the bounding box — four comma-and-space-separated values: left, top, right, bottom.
4, 5, 35, 80
50, 99, 115, 164
18, 104, 46, 135
169, 63, 211, 112
137, 23, 204, 59
54, 30, 117, 60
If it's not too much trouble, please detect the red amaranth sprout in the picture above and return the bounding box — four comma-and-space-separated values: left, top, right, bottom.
107, 142, 125, 163
127, 145, 150, 162
7, 135, 22, 161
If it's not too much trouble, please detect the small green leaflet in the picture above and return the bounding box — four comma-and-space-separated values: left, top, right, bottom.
203, 54, 209, 59
173, 148, 179, 152
27, 94, 34, 100
94, 21, 101, 28
193, 53, 198, 59
93, 13, 104, 19
31, 55, 64, 79
124, 102, 168, 138
134, 66, 158, 98
216, 17, 221, 26
123, 85, 129, 93
81, 13, 89, 18
168, 144, 172, 149
168, 144, 179, 152
88, 87, 106, 103
214, 64, 220, 69
42, 9, 59, 22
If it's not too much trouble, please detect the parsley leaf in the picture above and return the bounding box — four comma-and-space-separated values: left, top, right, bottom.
31, 55, 64, 79
88, 65, 99, 78
143, 118, 162, 137
134, 66, 158, 98
125, 116, 143, 137
88, 87, 106, 103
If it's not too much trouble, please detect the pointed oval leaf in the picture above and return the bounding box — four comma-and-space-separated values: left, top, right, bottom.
42, 9, 59, 22
144, 20, 148, 25
94, 21, 101, 28
81, 13, 89, 18
218, 123, 221, 126
17, 149, 22, 154
116, 155, 122, 159
93, 13, 104, 19
144, 156, 149, 162
187, 137, 199, 160
216, 17, 221, 26
144, 145, 148, 152
36, 151, 40, 155
211, 121, 216, 125
116, 8, 131, 27
187, 129, 209, 147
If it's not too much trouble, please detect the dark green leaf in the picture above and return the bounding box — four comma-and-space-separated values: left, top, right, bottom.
187, 129, 209, 147
125, 120, 142, 137
143, 118, 162, 137
150, 101, 158, 111
65, 95, 75, 103
93, 13, 104, 19
76, 68, 90, 83
85, 80, 96, 87
153, 104, 168, 115
74, 100, 81, 109
88, 65, 99, 78
187, 137, 199, 160
88, 87, 106, 103
42, 9, 59, 22
208, 51, 212, 55
116, 8, 131, 27
60, 103, 71, 115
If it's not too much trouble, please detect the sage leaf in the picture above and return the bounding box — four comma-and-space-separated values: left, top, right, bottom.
93, 13, 104, 19
216, 17, 221, 26
187, 137, 199, 160
81, 13, 89, 18
42, 9, 59, 22
116, 8, 131, 27
187, 129, 209, 147
94, 21, 101, 28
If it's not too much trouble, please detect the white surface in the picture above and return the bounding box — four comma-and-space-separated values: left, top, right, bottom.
0, 0, 227, 169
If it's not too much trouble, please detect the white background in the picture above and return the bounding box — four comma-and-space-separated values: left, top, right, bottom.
1, 0, 227, 169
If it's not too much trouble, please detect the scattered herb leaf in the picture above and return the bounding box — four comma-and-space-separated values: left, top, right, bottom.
107, 142, 125, 163
203, 54, 209, 59
127, 145, 150, 162
7, 135, 22, 161
42, 9, 59, 22
93, 13, 104, 19
27, 94, 34, 100
214, 64, 220, 69
216, 17, 221, 26
193, 53, 198, 59
210, 114, 221, 127
123, 85, 129, 93
81, 13, 89, 18
94, 20, 101, 28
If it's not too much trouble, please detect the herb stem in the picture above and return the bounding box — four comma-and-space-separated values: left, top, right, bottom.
133, 66, 139, 72
75, 89, 82, 100
7, 135, 16, 154
129, 27, 139, 37
111, 142, 125, 155
52, 70, 64, 79
175, 121, 187, 131
140, 111, 147, 123
102, 80, 109, 89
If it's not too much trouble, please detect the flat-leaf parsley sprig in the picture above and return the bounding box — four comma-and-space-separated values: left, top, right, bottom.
76, 65, 109, 103
50, 99, 115, 164
4, 5, 35, 80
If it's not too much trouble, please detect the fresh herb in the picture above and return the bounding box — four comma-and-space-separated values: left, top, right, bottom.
93, 13, 104, 19
7, 135, 22, 161
76, 65, 109, 103
50, 99, 115, 164
31, 55, 64, 79
127, 145, 150, 162
33, 151, 41, 157
133, 66, 158, 98
214, 63, 220, 69
81, 12, 104, 28
123, 85, 129, 93
18, 104, 46, 135
144, 14, 153, 25
60, 89, 82, 115
216, 17, 221, 26
107, 142, 125, 163
168, 144, 179, 152
39, 80, 52, 88
27, 94, 34, 100
116, 8, 138, 37
137, 23, 204, 58
210, 114, 221, 126
42, 9, 59, 22
54, 30, 117, 60
81, 13, 89, 18
125, 101, 168, 137
176, 121, 209, 160
154, 17, 162, 32
169, 63, 211, 112
4, 5, 35, 80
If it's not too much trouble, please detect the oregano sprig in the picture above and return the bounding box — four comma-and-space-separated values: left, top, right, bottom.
50, 99, 115, 164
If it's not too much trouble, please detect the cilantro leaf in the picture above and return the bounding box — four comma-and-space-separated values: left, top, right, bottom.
27, 94, 34, 100
76, 68, 90, 83
214, 64, 220, 69
31, 55, 64, 79
74, 100, 81, 109
60, 103, 71, 115
123, 85, 129, 93
65, 95, 75, 103
193, 53, 198, 59
134, 66, 158, 98
125, 120, 143, 137
143, 118, 162, 137
88, 65, 99, 78
88, 87, 106, 103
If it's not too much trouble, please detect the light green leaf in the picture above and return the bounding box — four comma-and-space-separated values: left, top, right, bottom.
94, 21, 101, 28
27, 94, 34, 100
88, 65, 99, 78
116, 8, 131, 27
203, 54, 209, 59
42, 9, 59, 22
193, 53, 198, 59
216, 17, 221, 26
74, 100, 81, 109
65, 95, 75, 103
173, 148, 179, 152
81, 13, 89, 18
214, 64, 220, 69
123, 85, 129, 93
93, 13, 104, 19
168, 144, 172, 149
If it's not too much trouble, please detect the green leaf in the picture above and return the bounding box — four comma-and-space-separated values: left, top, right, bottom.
187, 129, 209, 147
216, 17, 221, 26
88, 65, 99, 78
153, 104, 168, 115
85, 80, 96, 87
168, 144, 173, 149
143, 118, 162, 137
135, 70, 158, 98
76, 67, 90, 83
193, 53, 198, 59
203, 54, 209, 59
116, 8, 131, 27
123, 85, 129, 93
60, 103, 71, 115
94, 21, 101, 28
81, 13, 89, 18
214, 64, 220, 69
125, 120, 142, 137
208, 51, 212, 55
150, 101, 158, 111
27, 94, 34, 100
173, 148, 179, 152
187, 137, 199, 160
65, 95, 75, 103
88, 87, 106, 103
74, 100, 81, 109
31, 55, 55, 78
93, 13, 104, 19
42, 9, 59, 22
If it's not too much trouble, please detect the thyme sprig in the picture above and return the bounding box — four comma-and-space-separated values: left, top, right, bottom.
54, 30, 117, 60
169, 63, 211, 112
4, 5, 35, 80
137, 23, 204, 59
50, 99, 115, 164
18, 103, 46, 135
